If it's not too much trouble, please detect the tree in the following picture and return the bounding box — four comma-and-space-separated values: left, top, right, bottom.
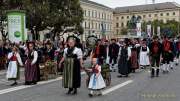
0, 0, 84, 40
121, 27, 128, 35
48, 0, 84, 35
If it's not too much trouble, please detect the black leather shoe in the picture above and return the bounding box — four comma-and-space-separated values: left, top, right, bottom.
72, 89, 77, 95
88, 93, 93, 97
10, 82, 17, 86
66, 88, 73, 95
156, 69, 159, 77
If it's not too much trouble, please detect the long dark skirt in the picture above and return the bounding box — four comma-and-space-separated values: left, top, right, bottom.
63, 58, 81, 88
25, 59, 38, 82
118, 56, 131, 75
130, 50, 139, 69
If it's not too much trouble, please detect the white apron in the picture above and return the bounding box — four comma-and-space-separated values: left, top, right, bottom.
139, 47, 150, 66
6, 61, 18, 79
88, 73, 106, 90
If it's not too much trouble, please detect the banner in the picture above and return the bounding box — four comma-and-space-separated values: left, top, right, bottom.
7, 11, 26, 43
147, 25, 151, 37
136, 23, 141, 37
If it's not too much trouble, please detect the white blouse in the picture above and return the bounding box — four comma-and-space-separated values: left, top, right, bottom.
8, 52, 23, 66
63, 47, 83, 59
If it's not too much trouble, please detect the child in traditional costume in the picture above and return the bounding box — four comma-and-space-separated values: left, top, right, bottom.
88, 58, 106, 97
6, 46, 23, 86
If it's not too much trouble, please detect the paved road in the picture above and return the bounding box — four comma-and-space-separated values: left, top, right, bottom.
0, 63, 179, 101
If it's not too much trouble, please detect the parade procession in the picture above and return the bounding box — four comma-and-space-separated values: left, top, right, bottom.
0, 0, 180, 101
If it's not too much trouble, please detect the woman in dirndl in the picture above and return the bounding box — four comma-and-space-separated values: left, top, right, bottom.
139, 39, 150, 68
59, 36, 83, 95
130, 42, 139, 73
118, 39, 132, 77
24, 42, 38, 85
6, 46, 23, 86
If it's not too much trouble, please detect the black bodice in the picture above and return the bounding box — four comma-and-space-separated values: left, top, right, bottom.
28, 52, 34, 60
142, 47, 147, 51
66, 48, 78, 58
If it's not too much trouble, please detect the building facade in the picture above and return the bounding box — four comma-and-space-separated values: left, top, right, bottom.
80, 0, 114, 41
113, 2, 180, 37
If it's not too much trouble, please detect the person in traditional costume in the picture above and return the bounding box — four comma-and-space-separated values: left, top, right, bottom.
139, 39, 150, 69
130, 39, 139, 73
170, 38, 177, 69
44, 41, 56, 74
24, 42, 38, 85
56, 42, 64, 73
0, 41, 6, 70
162, 36, 174, 73
59, 36, 83, 95
88, 58, 106, 97
175, 36, 180, 65
6, 46, 23, 86
149, 36, 162, 77
108, 39, 119, 71
118, 39, 131, 77
91, 39, 106, 65
45, 41, 55, 61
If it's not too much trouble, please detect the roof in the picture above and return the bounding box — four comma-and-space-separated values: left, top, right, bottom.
80, 0, 112, 10
114, 2, 180, 14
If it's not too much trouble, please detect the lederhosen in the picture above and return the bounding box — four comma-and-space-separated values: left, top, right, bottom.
162, 41, 172, 64
150, 42, 161, 67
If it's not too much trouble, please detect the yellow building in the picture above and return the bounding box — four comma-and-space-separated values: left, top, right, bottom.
80, 0, 114, 40
114, 2, 180, 36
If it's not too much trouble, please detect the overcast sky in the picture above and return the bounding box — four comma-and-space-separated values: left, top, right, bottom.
89, 0, 180, 8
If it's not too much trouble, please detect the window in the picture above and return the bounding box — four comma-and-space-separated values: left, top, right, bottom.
154, 14, 158, 17
85, 22, 87, 28
127, 16, 129, 19
116, 29, 119, 34
143, 15, 146, 18
88, 22, 90, 28
92, 11, 94, 17
116, 17, 119, 20
99, 12, 101, 18
121, 16, 124, 19
116, 23, 119, 27
121, 23, 124, 27
149, 14, 151, 17
95, 11, 97, 18
88, 11, 90, 17
92, 22, 94, 29
96, 23, 97, 29
173, 12, 176, 15
160, 13, 163, 16
166, 13, 169, 16
84, 10, 86, 16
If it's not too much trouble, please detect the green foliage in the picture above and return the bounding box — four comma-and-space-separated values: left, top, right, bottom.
142, 20, 180, 36
0, 0, 84, 35
121, 27, 128, 35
